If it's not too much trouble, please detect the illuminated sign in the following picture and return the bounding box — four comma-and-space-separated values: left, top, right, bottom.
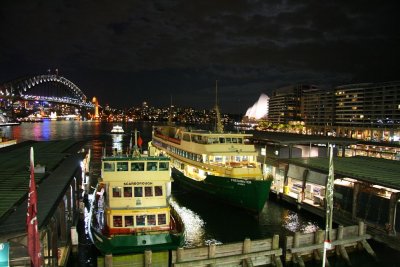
0, 242, 9, 267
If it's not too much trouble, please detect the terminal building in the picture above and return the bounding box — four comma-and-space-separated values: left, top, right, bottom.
252, 131, 400, 250
265, 81, 400, 142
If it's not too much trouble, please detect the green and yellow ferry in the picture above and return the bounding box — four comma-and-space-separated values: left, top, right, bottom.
89, 138, 184, 255
152, 121, 272, 213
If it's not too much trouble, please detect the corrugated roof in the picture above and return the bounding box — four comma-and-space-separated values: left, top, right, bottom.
0, 153, 84, 237
287, 156, 400, 190
251, 131, 358, 145
0, 140, 81, 225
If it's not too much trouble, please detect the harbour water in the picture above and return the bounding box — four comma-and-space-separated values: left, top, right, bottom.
3, 120, 400, 266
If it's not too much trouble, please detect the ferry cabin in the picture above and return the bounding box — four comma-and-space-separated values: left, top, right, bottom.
153, 127, 263, 180
100, 156, 172, 235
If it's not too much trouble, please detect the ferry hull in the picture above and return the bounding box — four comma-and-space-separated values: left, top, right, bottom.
171, 167, 272, 213
91, 227, 183, 255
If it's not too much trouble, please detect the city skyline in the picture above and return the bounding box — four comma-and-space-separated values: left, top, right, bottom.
1, 1, 399, 114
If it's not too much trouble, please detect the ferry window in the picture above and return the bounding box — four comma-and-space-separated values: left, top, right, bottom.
232, 138, 238, 143
145, 186, 153, 197
147, 215, 156, 226
215, 156, 223, 163
237, 138, 242, 144
104, 162, 115, 172
113, 216, 122, 227
226, 138, 232, 143
183, 133, 190, 141
124, 187, 132, 197
219, 138, 225, 143
159, 162, 169, 170
136, 215, 145, 226
112, 187, 122, 197
147, 162, 158, 171
125, 216, 134, 227
134, 187, 143, 197
155, 186, 163, 196
131, 162, 144, 171
157, 214, 166, 225
117, 162, 128, 171
207, 137, 219, 144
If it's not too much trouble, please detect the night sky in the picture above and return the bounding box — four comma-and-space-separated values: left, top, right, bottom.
1, 1, 399, 114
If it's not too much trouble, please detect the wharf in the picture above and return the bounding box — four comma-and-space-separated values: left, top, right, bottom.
0, 140, 89, 266
273, 188, 400, 252
251, 131, 400, 251
96, 223, 375, 267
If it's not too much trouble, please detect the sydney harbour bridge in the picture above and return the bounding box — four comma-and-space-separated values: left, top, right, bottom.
0, 74, 95, 123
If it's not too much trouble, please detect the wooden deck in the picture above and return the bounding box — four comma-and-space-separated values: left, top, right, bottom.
98, 223, 376, 267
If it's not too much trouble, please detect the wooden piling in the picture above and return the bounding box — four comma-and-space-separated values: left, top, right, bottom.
337, 225, 351, 266
272, 234, 283, 267
360, 240, 378, 261
358, 221, 365, 236
144, 250, 152, 267
313, 229, 323, 262
209, 243, 216, 267
242, 238, 253, 267
352, 183, 360, 220
293, 232, 305, 267
357, 221, 378, 262
104, 254, 113, 267
176, 247, 184, 263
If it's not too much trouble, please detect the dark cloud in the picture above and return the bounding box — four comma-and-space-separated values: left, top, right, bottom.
0, 0, 399, 113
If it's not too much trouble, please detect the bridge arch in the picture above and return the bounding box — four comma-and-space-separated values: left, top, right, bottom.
0, 75, 93, 108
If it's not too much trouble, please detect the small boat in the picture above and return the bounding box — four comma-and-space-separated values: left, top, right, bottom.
89, 131, 184, 255
151, 82, 272, 213
111, 125, 124, 134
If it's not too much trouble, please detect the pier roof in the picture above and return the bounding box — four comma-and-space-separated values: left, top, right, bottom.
251, 131, 358, 146
287, 156, 400, 190
0, 140, 85, 237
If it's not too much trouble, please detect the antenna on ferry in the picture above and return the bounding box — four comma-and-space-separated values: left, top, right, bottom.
132, 129, 140, 157
215, 80, 224, 133
129, 131, 133, 154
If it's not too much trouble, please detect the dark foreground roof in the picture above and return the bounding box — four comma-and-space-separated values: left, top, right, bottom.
0, 140, 85, 238
287, 156, 400, 190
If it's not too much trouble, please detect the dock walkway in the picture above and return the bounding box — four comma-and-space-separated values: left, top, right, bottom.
98, 223, 375, 267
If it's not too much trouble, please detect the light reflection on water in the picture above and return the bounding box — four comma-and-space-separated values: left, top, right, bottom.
169, 197, 209, 248
282, 210, 320, 234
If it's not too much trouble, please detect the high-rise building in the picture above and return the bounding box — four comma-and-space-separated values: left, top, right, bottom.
268, 85, 315, 124
334, 81, 400, 127
302, 87, 335, 127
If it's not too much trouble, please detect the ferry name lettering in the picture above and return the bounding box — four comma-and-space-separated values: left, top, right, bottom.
230, 179, 251, 184
123, 181, 153, 185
